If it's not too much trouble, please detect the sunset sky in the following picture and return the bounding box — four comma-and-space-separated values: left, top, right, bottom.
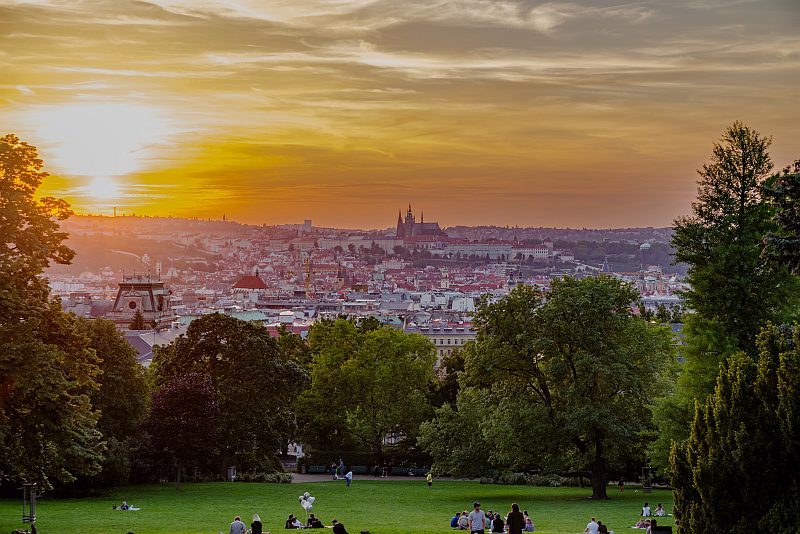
2, 0, 799, 229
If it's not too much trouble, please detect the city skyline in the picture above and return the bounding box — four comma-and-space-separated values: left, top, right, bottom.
3, 0, 799, 228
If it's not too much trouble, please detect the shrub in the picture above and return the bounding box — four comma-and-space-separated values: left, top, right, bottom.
235, 471, 293, 483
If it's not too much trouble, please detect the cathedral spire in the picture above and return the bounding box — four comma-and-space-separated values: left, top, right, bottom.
396, 209, 405, 239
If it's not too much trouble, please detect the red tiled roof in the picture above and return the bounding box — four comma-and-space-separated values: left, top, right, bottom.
232, 275, 268, 290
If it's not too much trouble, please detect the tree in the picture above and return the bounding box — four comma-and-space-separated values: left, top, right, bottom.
418, 387, 493, 477
648, 315, 736, 472
672, 121, 798, 355
653, 123, 800, 469
764, 159, 800, 272
80, 318, 149, 487
298, 318, 436, 459
128, 309, 146, 330
151, 313, 308, 474
0, 135, 103, 489
143, 372, 219, 484
0, 134, 73, 318
670, 323, 800, 533
423, 281, 673, 499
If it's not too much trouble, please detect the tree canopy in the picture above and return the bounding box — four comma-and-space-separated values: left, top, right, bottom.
150, 313, 308, 475
651, 123, 800, 470
672, 121, 798, 354
0, 134, 104, 489
298, 318, 436, 459
421, 280, 673, 498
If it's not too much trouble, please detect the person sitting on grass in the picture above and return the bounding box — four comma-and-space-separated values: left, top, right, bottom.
524, 517, 535, 532
285, 514, 303, 529
654, 503, 666, 517
458, 511, 469, 530
251, 514, 263, 534
634, 518, 647, 528
491, 512, 504, 533
451, 512, 460, 528
307, 514, 324, 528
331, 519, 348, 534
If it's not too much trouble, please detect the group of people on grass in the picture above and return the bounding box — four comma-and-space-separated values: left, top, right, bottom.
229, 514, 350, 534
632, 501, 668, 533
450, 501, 534, 534
640, 502, 666, 517
582, 517, 610, 534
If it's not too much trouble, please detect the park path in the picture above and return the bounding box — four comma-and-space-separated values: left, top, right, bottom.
290, 473, 475, 483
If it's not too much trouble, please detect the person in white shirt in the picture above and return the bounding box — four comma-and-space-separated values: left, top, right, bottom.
654, 503, 666, 516
584, 517, 599, 534
642, 502, 651, 517
468, 502, 486, 534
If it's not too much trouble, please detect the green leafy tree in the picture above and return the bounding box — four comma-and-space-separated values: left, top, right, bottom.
151, 313, 308, 473
80, 318, 149, 486
143, 372, 219, 484
299, 318, 436, 459
648, 315, 736, 471
423, 281, 673, 499
0, 134, 103, 489
670, 323, 800, 533
418, 386, 492, 477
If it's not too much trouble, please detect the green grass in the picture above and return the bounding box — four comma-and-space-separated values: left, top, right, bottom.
0, 480, 674, 534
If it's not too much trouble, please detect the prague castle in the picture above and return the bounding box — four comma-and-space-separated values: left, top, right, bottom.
395, 204, 447, 239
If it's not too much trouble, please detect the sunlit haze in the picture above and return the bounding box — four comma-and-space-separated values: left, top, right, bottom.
2, 0, 799, 228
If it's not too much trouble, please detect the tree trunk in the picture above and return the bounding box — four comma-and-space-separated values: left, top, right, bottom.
591, 434, 608, 499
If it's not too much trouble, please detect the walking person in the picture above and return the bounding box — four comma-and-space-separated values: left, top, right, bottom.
426, 472, 433, 488
506, 503, 525, 534
468, 502, 486, 534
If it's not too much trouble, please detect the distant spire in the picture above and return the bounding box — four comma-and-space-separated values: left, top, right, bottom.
396, 210, 405, 239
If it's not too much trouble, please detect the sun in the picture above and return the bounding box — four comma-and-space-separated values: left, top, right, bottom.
23, 101, 179, 203
87, 176, 121, 200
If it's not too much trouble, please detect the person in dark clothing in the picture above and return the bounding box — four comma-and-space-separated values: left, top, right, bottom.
251, 514, 263, 534
331, 519, 349, 534
506, 503, 525, 534
491, 513, 505, 533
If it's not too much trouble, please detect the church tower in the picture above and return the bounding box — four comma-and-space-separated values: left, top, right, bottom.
404, 204, 415, 237
396, 210, 405, 239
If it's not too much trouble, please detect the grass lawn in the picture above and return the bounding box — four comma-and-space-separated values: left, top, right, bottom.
0, 480, 674, 534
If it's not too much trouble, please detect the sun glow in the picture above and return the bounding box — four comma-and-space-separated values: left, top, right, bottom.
25, 102, 177, 186
86, 176, 121, 200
